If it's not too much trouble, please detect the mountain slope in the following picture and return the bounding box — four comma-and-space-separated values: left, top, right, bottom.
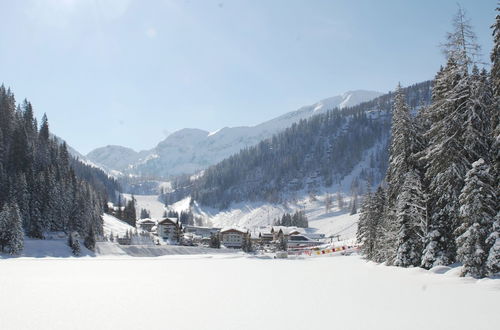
86, 90, 383, 178
163, 81, 432, 209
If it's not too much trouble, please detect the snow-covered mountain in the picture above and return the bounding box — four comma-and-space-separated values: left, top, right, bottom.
86, 90, 382, 177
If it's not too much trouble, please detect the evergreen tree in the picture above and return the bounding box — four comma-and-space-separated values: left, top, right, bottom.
357, 189, 376, 259
84, 226, 96, 251
68, 232, 81, 256
422, 48, 473, 268
0, 203, 10, 252
384, 85, 423, 265
140, 208, 151, 219
394, 171, 426, 267
486, 212, 500, 276
0, 202, 24, 255
456, 159, 497, 278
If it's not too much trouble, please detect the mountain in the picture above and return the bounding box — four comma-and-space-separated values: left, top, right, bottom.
86, 90, 383, 178
162, 81, 433, 209
86, 145, 149, 174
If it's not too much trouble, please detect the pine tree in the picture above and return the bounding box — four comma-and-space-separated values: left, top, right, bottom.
350, 194, 358, 215
0, 202, 24, 255
68, 232, 81, 256
456, 159, 497, 278
0, 203, 9, 252
486, 212, 500, 276
371, 187, 388, 263
422, 55, 473, 268
384, 85, 424, 265
394, 171, 426, 267
84, 226, 96, 251
357, 190, 377, 260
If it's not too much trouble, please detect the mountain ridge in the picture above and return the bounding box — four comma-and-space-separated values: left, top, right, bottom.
86, 90, 383, 177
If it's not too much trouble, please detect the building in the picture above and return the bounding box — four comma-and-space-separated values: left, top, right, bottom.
184, 225, 220, 238
287, 235, 322, 248
157, 217, 182, 243
220, 228, 247, 248
137, 219, 156, 232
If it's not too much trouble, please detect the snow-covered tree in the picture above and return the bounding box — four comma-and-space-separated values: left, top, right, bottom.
357, 187, 386, 262
394, 171, 426, 267
456, 159, 497, 278
486, 212, 500, 276
383, 85, 424, 265
84, 226, 96, 251
68, 231, 81, 256
421, 59, 470, 268
0, 202, 24, 255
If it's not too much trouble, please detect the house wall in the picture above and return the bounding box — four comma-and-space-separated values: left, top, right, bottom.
221, 232, 244, 248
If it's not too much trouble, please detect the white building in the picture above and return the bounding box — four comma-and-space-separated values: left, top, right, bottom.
220, 228, 246, 248
157, 217, 181, 243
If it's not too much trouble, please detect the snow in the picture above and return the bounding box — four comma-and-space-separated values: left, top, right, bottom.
0, 254, 497, 330
94, 242, 235, 257
102, 213, 135, 237
0, 236, 95, 258
122, 194, 166, 219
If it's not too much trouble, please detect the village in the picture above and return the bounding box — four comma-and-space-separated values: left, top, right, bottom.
112, 216, 327, 253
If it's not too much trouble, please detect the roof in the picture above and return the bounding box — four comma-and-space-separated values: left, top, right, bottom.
158, 218, 178, 225
137, 219, 156, 225
220, 227, 247, 234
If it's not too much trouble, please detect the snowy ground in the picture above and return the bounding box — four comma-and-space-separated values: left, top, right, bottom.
102, 213, 134, 237
0, 254, 498, 330
123, 193, 167, 219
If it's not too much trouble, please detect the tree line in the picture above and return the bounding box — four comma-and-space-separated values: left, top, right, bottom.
357, 7, 499, 278
274, 210, 308, 228
0, 87, 120, 254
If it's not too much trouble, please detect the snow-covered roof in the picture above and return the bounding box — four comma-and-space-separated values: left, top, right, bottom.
158, 218, 178, 225
137, 218, 156, 225
220, 227, 247, 234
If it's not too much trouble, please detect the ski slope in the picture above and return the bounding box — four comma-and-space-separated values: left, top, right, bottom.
0, 254, 498, 330
122, 193, 166, 219
102, 213, 135, 237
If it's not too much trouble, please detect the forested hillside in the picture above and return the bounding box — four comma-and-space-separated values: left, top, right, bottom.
0, 86, 120, 254
163, 81, 432, 208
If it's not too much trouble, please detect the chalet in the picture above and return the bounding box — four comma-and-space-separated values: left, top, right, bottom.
137, 219, 156, 232
220, 228, 247, 248
157, 217, 182, 243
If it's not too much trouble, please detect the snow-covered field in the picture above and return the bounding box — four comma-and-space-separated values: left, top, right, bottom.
102, 213, 134, 237
0, 254, 498, 330
122, 193, 167, 219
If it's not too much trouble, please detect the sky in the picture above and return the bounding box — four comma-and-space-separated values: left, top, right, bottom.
0, 0, 496, 154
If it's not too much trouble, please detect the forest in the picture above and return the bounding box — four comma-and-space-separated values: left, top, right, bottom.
357, 7, 499, 278
0, 90, 120, 254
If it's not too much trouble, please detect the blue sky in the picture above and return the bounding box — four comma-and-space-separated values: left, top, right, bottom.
0, 0, 495, 154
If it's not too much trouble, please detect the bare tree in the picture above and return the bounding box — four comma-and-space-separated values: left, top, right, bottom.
441, 5, 482, 71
